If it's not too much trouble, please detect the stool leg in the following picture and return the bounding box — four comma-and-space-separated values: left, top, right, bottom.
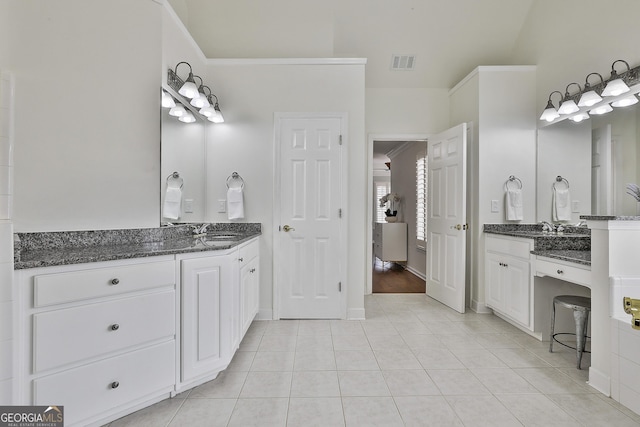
549, 300, 556, 353
574, 309, 588, 369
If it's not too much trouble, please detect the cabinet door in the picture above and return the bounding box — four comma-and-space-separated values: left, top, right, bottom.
181, 254, 234, 382
503, 257, 530, 326
240, 256, 260, 338
484, 253, 505, 310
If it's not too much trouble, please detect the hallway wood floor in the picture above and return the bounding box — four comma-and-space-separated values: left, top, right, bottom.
372, 259, 426, 293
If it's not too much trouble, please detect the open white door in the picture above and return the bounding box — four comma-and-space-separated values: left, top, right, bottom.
426, 123, 467, 313
591, 124, 612, 215
274, 113, 346, 319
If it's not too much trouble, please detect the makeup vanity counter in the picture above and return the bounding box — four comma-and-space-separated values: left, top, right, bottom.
13, 224, 261, 426
483, 224, 591, 337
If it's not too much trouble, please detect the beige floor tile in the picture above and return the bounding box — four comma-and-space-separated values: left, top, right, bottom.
330, 320, 365, 336
332, 333, 371, 351
361, 320, 398, 336
250, 351, 295, 371
374, 348, 422, 370
293, 350, 337, 371
264, 320, 299, 335
446, 395, 521, 427
496, 393, 580, 426
258, 334, 297, 351
295, 334, 333, 352
438, 334, 484, 351
338, 370, 391, 396
415, 348, 465, 370
367, 333, 409, 350
451, 348, 508, 369
297, 319, 331, 335
189, 371, 247, 399
394, 396, 463, 426
334, 350, 380, 370
168, 398, 235, 427
382, 369, 441, 396
110, 397, 184, 427
391, 321, 431, 335
470, 368, 539, 394
239, 371, 292, 398
290, 371, 340, 397
227, 398, 288, 427
238, 332, 263, 351
490, 347, 552, 368
401, 333, 445, 351
474, 333, 522, 349
342, 396, 404, 426
426, 369, 491, 396
514, 367, 594, 394
548, 393, 640, 426
286, 397, 345, 427
225, 351, 255, 371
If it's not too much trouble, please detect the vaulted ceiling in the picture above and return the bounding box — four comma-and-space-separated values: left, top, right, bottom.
167, 0, 535, 89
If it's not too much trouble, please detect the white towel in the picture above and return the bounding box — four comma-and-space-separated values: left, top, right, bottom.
227, 187, 245, 220
552, 187, 572, 221
505, 188, 523, 221
163, 184, 182, 220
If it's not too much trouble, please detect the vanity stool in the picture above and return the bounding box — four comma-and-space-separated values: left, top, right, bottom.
549, 295, 591, 369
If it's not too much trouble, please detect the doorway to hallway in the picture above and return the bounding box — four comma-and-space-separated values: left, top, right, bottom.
372, 259, 426, 293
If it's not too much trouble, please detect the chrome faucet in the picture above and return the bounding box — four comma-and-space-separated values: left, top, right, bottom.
575, 220, 588, 227
539, 221, 555, 233
191, 223, 210, 237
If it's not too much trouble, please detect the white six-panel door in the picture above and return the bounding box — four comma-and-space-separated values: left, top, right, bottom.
426, 123, 467, 313
274, 114, 346, 319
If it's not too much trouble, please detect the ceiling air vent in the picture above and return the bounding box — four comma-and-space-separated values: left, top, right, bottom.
391, 54, 416, 70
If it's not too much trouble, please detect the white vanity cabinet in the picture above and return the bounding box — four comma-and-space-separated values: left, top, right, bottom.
179, 250, 235, 385
16, 257, 177, 427
484, 234, 534, 329
177, 236, 260, 390
238, 238, 260, 340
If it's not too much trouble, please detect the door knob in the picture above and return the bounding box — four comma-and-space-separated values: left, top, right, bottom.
282, 225, 295, 232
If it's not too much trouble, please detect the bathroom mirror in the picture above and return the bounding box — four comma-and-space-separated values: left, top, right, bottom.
537, 89, 640, 222
160, 86, 207, 223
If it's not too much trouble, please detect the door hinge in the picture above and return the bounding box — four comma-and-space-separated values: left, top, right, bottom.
338, 282, 342, 292
338, 208, 342, 218
339, 135, 343, 145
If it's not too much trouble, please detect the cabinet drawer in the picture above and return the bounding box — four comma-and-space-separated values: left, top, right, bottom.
535, 258, 591, 287
33, 260, 175, 307
33, 340, 175, 426
238, 239, 258, 264
485, 235, 532, 259
33, 290, 175, 372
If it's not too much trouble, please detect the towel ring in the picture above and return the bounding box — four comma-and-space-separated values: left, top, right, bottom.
166, 171, 183, 189
553, 175, 570, 190
505, 175, 523, 191
226, 172, 245, 189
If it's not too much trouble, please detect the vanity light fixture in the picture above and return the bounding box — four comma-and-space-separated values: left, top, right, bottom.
539, 91, 563, 122
589, 103, 613, 115
611, 94, 639, 108
569, 112, 589, 122
577, 73, 604, 107
173, 62, 199, 99
190, 76, 210, 109
168, 103, 186, 117
161, 90, 176, 108
178, 110, 196, 123
558, 83, 581, 115
601, 60, 631, 97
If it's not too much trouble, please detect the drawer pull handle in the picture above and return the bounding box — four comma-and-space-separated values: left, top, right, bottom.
111, 278, 120, 285
557, 269, 564, 274
110, 381, 120, 389
239, 257, 244, 262
110, 324, 120, 331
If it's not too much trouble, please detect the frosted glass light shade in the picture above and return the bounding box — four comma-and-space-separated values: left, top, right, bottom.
208, 108, 224, 123
577, 90, 602, 107
558, 99, 579, 115
190, 92, 210, 108
161, 91, 175, 108
590, 104, 613, 115
611, 95, 638, 108
539, 99, 559, 122
601, 78, 630, 97
168, 104, 186, 117
178, 77, 198, 98
178, 110, 196, 123
199, 105, 215, 117
569, 112, 589, 122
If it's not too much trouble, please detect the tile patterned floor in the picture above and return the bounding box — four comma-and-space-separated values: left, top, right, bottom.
107, 294, 640, 426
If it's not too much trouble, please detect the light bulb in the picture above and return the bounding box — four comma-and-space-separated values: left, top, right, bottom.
611, 95, 638, 108
601, 78, 630, 97
569, 112, 589, 122
178, 110, 196, 123
161, 90, 176, 108
577, 90, 602, 107
168, 104, 186, 117
590, 104, 613, 115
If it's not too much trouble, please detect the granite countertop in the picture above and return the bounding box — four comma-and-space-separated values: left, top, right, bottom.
484, 223, 591, 266
14, 223, 261, 270
580, 215, 640, 221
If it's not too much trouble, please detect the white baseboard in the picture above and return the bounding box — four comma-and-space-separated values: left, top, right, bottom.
348, 308, 366, 320
588, 367, 611, 396
471, 299, 492, 314
405, 266, 426, 281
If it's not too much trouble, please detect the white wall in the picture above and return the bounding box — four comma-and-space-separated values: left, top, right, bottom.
200, 61, 366, 318
1, 0, 162, 232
